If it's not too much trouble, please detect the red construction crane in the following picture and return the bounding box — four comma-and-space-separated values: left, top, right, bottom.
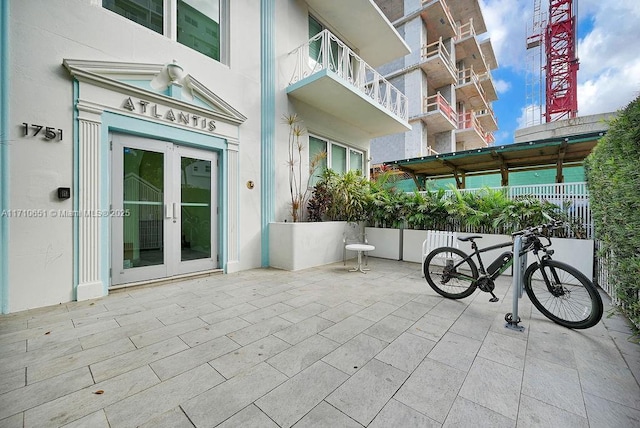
527, 0, 579, 123
545, 0, 579, 122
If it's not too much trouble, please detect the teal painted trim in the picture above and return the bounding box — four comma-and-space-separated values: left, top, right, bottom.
0, 0, 9, 313
220, 148, 228, 272
260, 0, 275, 267
72, 81, 80, 300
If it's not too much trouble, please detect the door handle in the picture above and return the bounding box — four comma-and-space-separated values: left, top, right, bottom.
165, 203, 172, 219
172, 202, 178, 220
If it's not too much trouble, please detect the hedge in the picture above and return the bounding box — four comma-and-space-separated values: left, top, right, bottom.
585, 95, 640, 326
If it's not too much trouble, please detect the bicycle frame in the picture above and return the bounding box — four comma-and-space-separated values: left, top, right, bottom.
450, 238, 536, 283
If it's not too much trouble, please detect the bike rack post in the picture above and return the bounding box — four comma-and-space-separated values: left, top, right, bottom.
505, 235, 526, 332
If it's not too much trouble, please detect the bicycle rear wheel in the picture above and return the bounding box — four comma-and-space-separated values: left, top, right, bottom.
423, 247, 478, 299
524, 260, 604, 329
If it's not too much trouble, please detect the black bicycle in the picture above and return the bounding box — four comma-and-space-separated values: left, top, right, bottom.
422, 221, 604, 329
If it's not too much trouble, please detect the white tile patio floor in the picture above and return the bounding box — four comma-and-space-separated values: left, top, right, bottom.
1, 258, 639, 427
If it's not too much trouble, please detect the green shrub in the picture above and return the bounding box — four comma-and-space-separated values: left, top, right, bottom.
585, 95, 640, 326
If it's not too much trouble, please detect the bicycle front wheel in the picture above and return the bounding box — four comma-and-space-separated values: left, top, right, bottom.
423, 247, 478, 299
524, 260, 604, 329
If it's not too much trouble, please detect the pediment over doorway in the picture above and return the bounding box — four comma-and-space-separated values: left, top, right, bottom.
63, 59, 247, 125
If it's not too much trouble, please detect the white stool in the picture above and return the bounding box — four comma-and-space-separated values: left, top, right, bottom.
345, 243, 375, 273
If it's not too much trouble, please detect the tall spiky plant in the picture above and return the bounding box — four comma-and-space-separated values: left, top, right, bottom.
283, 114, 325, 222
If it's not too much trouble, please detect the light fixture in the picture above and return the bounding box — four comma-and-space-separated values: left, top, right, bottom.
167, 60, 184, 83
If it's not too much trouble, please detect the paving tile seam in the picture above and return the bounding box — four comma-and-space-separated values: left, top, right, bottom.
519, 391, 587, 421
254, 361, 354, 427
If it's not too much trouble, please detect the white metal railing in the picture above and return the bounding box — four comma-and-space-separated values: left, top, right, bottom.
289, 29, 408, 121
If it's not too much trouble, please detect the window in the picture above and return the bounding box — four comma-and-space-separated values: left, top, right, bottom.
177, 0, 219, 60
309, 135, 365, 185
308, 15, 342, 72
103, 0, 225, 63
103, 0, 163, 34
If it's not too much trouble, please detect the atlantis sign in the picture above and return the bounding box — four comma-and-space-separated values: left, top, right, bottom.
122, 97, 216, 132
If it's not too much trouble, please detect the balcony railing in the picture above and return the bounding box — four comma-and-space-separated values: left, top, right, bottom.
422, 37, 457, 75
457, 19, 477, 40
289, 30, 408, 121
458, 111, 493, 146
458, 67, 489, 110
424, 93, 456, 124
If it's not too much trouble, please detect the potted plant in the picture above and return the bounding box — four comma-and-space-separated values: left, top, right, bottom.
364, 172, 405, 260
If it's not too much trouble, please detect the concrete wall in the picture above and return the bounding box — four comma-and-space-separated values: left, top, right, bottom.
514, 112, 615, 143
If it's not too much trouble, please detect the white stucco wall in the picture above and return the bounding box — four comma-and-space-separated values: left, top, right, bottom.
7, 0, 262, 311
5, 0, 398, 312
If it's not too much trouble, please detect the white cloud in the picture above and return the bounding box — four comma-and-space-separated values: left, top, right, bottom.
576, 0, 640, 114
479, 0, 530, 70
578, 62, 640, 115
493, 78, 511, 94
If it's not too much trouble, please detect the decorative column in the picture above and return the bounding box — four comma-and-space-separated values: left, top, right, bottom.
76, 102, 105, 300
260, 0, 275, 267
226, 139, 240, 273
0, 0, 9, 313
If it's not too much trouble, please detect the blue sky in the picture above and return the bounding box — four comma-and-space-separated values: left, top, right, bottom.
480, 0, 640, 146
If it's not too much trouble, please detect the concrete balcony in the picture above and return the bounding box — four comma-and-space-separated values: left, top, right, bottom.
456, 111, 492, 149
287, 30, 410, 137
456, 67, 489, 111
476, 106, 498, 132
303, 0, 410, 68
417, 93, 457, 134
420, 0, 457, 42
477, 71, 498, 102
455, 19, 489, 74
420, 38, 457, 88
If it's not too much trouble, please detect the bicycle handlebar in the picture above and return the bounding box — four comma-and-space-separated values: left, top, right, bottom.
511, 217, 564, 239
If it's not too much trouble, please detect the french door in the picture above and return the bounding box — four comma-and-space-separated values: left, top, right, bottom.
110, 134, 218, 286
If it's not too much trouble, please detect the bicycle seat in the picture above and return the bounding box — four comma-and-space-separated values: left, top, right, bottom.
457, 235, 482, 242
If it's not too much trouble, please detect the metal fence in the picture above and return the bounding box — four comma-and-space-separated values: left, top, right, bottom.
594, 241, 640, 329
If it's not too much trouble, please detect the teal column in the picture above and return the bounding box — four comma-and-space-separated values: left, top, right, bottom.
0, 0, 10, 313
260, 0, 275, 267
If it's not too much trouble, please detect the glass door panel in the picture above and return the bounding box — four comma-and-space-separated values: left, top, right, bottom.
180, 157, 211, 262
123, 147, 165, 269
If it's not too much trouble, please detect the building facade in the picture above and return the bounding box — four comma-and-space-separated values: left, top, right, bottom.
0, 0, 409, 313
370, 0, 498, 163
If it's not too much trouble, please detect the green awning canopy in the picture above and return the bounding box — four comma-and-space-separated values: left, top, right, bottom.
386, 132, 604, 189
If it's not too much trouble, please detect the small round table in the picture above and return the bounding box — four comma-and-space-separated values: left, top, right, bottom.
345, 243, 375, 273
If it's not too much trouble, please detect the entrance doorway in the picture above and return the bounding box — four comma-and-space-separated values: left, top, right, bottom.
110, 134, 218, 285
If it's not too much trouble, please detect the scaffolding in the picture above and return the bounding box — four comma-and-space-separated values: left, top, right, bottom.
525, 0, 546, 126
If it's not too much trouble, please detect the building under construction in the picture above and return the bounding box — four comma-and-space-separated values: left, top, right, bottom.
371, 0, 499, 164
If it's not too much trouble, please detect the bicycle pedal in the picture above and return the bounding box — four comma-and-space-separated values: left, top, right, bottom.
489, 297, 499, 303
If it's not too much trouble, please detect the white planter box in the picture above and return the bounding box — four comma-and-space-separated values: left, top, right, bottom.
269, 221, 347, 271
365, 227, 402, 260
402, 229, 429, 263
